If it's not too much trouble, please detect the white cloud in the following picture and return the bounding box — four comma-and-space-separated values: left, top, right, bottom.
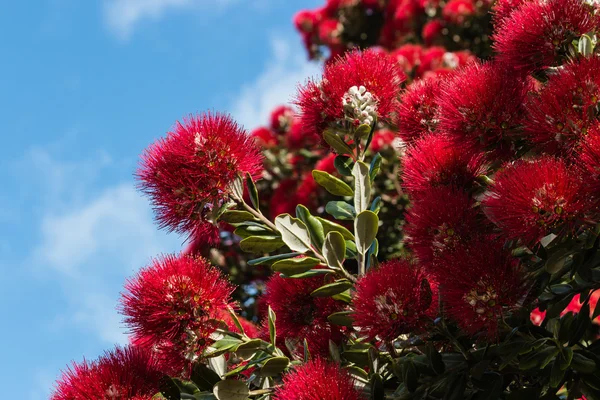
230, 36, 321, 129
103, 0, 237, 39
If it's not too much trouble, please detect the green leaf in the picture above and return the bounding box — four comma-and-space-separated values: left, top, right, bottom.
334, 155, 354, 176
549, 359, 565, 388
274, 214, 312, 253
271, 257, 320, 275
355, 210, 379, 254
370, 196, 382, 214
281, 269, 333, 279
311, 280, 353, 297
327, 311, 354, 326
268, 306, 276, 347
258, 357, 290, 377
353, 161, 371, 214
323, 129, 354, 155
234, 339, 263, 360
295, 205, 325, 251
213, 380, 249, 400
239, 236, 285, 254
355, 123, 372, 139
345, 240, 358, 259
329, 339, 341, 363
325, 201, 356, 220
323, 231, 346, 269
160, 378, 182, 400
559, 348, 574, 371
545, 248, 570, 274
226, 307, 245, 336
312, 170, 354, 196
219, 210, 257, 224
303, 338, 311, 363
579, 34, 594, 57
403, 360, 419, 393
245, 173, 260, 211
191, 364, 222, 391
317, 217, 355, 240
369, 153, 382, 183
230, 174, 244, 200
247, 252, 302, 266
370, 373, 384, 400
426, 343, 445, 375
233, 225, 276, 239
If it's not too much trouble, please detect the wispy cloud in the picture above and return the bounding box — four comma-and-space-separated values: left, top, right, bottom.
103, 0, 238, 40
230, 36, 321, 129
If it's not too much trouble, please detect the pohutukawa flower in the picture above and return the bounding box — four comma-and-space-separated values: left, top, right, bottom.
524, 57, 600, 156
482, 157, 590, 244
273, 358, 365, 400
578, 122, 600, 196
441, 241, 528, 338
405, 187, 489, 268
397, 77, 442, 142
51, 345, 163, 400
270, 105, 296, 133
251, 126, 278, 148
370, 129, 399, 153
437, 61, 531, 156
442, 0, 476, 24
262, 274, 346, 356
120, 254, 234, 365
296, 49, 405, 139
493, 0, 599, 72
137, 112, 263, 238
401, 134, 488, 195
492, 0, 526, 26
353, 260, 438, 341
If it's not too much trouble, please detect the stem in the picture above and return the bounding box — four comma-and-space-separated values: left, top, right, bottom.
235, 197, 278, 232
249, 388, 275, 396
357, 252, 366, 276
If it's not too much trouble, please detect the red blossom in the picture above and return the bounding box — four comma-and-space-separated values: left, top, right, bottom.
319, 18, 343, 46
120, 254, 234, 366
262, 274, 346, 356
405, 186, 490, 268
524, 57, 600, 157
251, 126, 278, 148
492, 0, 526, 26
441, 241, 528, 338
401, 134, 488, 195
578, 122, 600, 197
270, 105, 296, 133
422, 20, 445, 46
493, 0, 599, 72
482, 157, 590, 244
353, 260, 438, 341
137, 112, 263, 237
442, 0, 476, 25
274, 358, 365, 400
51, 346, 163, 400
296, 50, 405, 140
437, 61, 531, 156
293, 10, 320, 33
370, 129, 398, 152
392, 43, 424, 75
397, 77, 443, 142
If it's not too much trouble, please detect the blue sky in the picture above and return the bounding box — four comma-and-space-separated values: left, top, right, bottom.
0, 1, 321, 397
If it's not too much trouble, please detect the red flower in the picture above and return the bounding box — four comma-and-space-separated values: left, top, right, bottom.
319, 18, 343, 46
422, 20, 445, 46
286, 117, 321, 150
137, 112, 263, 237
293, 10, 320, 33
270, 179, 317, 219
442, 0, 476, 25
401, 134, 487, 195
51, 346, 163, 400
370, 129, 398, 152
262, 274, 346, 356
353, 260, 438, 341
493, 0, 599, 72
492, 0, 526, 26
482, 157, 590, 244
441, 241, 528, 338
405, 186, 489, 267
274, 359, 364, 400
578, 122, 600, 196
524, 57, 600, 157
392, 43, 424, 75
296, 50, 405, 140
251, 126, 278, 148
397, 77, 443, 142
120, 254, 234, 366
270, 105, 296, 134
437, 61, 530, 156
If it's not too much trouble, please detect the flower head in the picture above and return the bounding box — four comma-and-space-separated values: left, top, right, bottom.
274, 358, 364, 400
397, 77, 443, 142
405, 186, 489, 268
51, 346, 163, 400
137, 112, 263, 237
482, 157, 590, 244
251, 126, 278, 148
270, 105, 296, 133
402, 134, 488, 195
120, 254, 234, 365
296, 50, 405, 139
578, 122, 600, 196
353, 260, 438, 341
524, 57, 600, 156
492, 0, 526, 26
441, 241, 528, 338
493, 0, 599, 72
262, 274, 346, 356
437, 61, 531, 156
442, 0, 476, 24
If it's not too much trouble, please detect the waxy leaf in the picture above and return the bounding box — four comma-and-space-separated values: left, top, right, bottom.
275, 214, 312, 253
213, 380, 249, 400
312, 170, 354, 196
355, 210, 379, 254
353, 161, 371, 214
323, 231, 346, 269
311, 280, 353, 297
239, 236, 285, 254
272, 257, 320, 275
323, 129, 354, 155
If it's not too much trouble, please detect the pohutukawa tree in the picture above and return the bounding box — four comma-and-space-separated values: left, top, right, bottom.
53, 0, 600, 399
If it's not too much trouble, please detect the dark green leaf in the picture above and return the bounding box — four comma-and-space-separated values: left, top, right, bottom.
295, 205, 325, 251
258, 357, 290, 377
370, 196, 382, 214
370, 373, 384, 400
191, 365, 221, 391
369, 153, 382, 183
233, 225, 276, 239
219, 210, 257, 224
345, 240, 358, 259
325, 201, 356, 220
282, 269, 333, 279
160, 378, 182, 400
271, 257, 320, 275
312, 170, 354, 196
426, 343, 445, 375
323, 231, 346, 269
317, 217, 355, 240
355, 210, 379, 254
213, 379, 249, 400
403, 360, 419, 393
268, 306, 276, 347
334, 155, 354, 176
247, 252, 302, 266
311, 280, 353, 297
549, 359, 565, 388
245, 173, 260, 211
323, 129, 354, 155
239, 236, 285, 254
327, 311, 354, 326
